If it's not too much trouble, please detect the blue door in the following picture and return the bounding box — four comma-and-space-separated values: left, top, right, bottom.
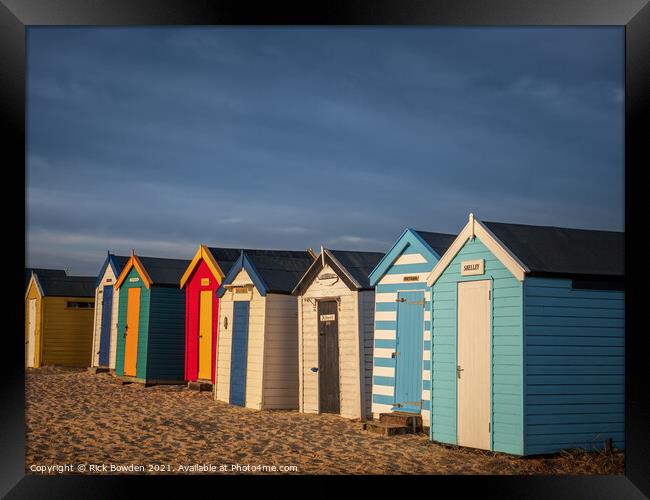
229, 301, 250, 406
393, 290, 425, 413
98, 285, 113, 366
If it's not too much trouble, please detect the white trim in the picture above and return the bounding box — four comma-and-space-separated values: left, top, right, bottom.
421, 389, 431, 400
25, 273, 44, 299
422, 369, 430, 381
426, 216, 528, 286
374, 366, 395, 377
423, 330, 431, 341
423, 350, 431, 361
373, 384, 394, 396
423, 310, 431, 321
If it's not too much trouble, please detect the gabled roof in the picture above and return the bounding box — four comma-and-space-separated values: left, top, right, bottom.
427, 214, 624, 286
25, 268, 66, 292
482, 221, 624, 277
368, 228, 456, 286
292, 248, 385, 295
114, 252, 191, 289
95, 253, 129, 288
217, 249, 315, 297
179, 245, 240, 288
28, 271, 96, 298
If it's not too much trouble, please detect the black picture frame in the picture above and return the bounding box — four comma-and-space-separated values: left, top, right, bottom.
2, 0, 648, 497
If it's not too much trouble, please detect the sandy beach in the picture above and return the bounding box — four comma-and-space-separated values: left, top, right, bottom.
25, 367, 623, 475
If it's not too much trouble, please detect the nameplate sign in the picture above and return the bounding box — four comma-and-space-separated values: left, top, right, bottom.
403, 276, 419, 282
129, 277, 140, 282
201, 278, 210, 286
320, 314, 335, 322
461, 259, 484, 276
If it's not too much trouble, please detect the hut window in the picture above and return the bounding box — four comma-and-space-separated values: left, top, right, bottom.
571, 279, 624, 291
67, 301, 94, 309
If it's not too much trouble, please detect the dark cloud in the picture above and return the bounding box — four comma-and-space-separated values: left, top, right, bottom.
26, 27, 624, 275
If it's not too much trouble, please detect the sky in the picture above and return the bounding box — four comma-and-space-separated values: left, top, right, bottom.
26, 27, 624, 276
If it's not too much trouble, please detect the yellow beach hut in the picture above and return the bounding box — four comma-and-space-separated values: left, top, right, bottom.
25, 269, 96, 368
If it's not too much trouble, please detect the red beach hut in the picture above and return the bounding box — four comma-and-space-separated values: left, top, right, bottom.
180, 245, 240, 387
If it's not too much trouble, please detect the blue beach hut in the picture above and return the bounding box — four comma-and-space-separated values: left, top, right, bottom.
425, 214, 625, 455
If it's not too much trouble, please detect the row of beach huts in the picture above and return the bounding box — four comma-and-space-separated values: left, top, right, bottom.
24, 214, 625, 456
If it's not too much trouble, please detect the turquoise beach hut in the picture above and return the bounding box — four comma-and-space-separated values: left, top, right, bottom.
425, 214, 624, 455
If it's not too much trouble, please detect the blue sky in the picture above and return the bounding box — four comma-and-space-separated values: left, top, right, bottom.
26, 27, 624, 275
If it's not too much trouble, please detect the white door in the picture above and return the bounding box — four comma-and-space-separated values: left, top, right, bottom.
27, 299, 36, 367
457, 280, 491, 450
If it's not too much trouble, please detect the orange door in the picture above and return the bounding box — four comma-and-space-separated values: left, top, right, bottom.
124, 287, 141, 377
198, 290, 213, 380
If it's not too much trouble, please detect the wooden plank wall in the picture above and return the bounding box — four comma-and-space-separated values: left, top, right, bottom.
262, 293, 299, 410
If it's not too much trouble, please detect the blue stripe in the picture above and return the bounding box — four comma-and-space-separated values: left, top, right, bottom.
372, 394, 395, 405
373, 376, 395, 386
375, 339, 396, 349
375, 302, 398, 312
376, 283, 429, 293
375, 320, 397, 330
373, 357, 396, 368
423, 360, 431, 371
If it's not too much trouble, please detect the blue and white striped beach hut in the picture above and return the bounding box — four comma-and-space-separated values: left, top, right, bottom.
368, 228, 455, 426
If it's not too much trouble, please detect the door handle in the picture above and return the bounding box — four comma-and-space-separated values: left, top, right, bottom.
457, 365, 464, 379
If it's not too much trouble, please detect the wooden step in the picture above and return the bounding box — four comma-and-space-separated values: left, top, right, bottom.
379, 412, 422, 431
187, 381, 213, 392
362, 421, 411, 436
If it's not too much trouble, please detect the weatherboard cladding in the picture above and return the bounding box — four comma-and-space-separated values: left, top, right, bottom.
522, 277, 625, 455
483, 221, 624, 277
115, 261, 185, 382
431, 236, 523, 455
429, 223, 625, 456
370, 229, 454, 423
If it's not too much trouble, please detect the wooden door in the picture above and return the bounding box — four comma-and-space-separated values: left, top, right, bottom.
124, 287, 141, 377
318, 300, 340, 414
457, 280, 491, 450
27, 299, 36, 367
229, 300, 250, 406
198, 290, 213, 381
393, 290, 425, 413
98, 285, 113, 366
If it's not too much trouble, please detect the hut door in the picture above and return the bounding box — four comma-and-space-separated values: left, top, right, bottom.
318, 300, 340, 414
229, 301, 250, 406
27, 299, 36, 367
124, 287, 141, 377
393, 290, 425, 413
457, 280, 491, 450
98, 285, 113, 366
198, 290, 213, 381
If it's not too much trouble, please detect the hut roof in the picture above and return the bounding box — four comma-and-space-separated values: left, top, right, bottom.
483, 221, 624, 278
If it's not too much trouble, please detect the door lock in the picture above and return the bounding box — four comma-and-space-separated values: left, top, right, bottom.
457, 365, 464, 379
391, 351, 399, 358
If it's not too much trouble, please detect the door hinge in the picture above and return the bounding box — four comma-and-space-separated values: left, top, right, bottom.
396, 298, 406, 302
488, 290, 491, 300
489, 422, 491, 432
391, 351, 399, 358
